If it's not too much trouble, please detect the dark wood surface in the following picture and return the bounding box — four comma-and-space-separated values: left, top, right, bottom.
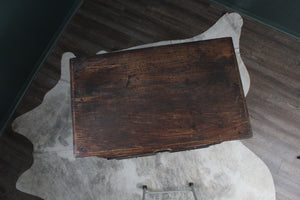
71, 38, 251, 158
0, 128, 42, 200
0, 0, 299, 199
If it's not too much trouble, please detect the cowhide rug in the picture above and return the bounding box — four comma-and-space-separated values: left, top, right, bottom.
12, 13, 275, 200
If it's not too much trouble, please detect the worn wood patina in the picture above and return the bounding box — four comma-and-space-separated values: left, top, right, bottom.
70, 38, 251, 158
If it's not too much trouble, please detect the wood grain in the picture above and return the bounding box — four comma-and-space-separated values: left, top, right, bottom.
70, 38, 251, 158
1, 0, 299, 199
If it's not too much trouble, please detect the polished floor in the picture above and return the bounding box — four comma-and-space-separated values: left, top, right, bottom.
1, 0, 299, 199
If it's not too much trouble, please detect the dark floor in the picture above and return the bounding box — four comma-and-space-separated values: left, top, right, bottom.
1, 0, 299, 199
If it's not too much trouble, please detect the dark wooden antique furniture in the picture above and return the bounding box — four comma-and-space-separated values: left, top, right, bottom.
70, 37, 252, 159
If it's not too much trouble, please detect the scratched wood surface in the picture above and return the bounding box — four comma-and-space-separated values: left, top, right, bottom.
1, 0, 299, 199
70, 38, 251, 158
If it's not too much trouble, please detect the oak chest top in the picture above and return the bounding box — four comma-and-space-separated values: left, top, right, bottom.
70, 38, 251, 159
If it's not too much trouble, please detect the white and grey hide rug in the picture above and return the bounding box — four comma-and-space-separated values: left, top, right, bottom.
12, 13, 275, 200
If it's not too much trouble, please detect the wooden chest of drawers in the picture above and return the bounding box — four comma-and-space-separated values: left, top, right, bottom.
70, 38, 252, 159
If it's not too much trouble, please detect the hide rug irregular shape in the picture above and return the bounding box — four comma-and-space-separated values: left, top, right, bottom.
12, 13, 275, 200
